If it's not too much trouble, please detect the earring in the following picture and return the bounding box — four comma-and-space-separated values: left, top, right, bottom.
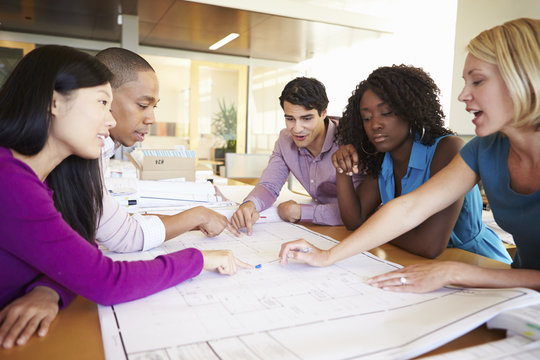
360, 142, 377, 155
410, 126, 426, 141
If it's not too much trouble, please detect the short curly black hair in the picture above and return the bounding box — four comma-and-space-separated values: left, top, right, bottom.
279, 77, 329, 116
335, 64, 453, 177
96, 47, 155, 89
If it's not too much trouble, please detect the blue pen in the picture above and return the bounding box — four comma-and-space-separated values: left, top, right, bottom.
255, 259, 280, 268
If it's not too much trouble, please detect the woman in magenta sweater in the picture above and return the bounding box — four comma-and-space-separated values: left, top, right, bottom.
0, 45, 250, 348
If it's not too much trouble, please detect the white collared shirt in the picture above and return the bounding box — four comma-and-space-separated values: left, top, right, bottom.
96, 138, 166, 252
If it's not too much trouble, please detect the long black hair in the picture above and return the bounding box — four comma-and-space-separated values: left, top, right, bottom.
0, 45, 112, 242
335, 64, 453, 177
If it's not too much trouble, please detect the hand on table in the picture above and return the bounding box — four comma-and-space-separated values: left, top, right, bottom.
277, 200, 301, 223
367, 261, 461, 293
197, 207, 240, 237
230, 201, 259, 235
0, 286, 59, 349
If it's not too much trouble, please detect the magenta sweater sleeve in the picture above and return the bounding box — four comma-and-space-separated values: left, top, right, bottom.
0, 148, 203, 308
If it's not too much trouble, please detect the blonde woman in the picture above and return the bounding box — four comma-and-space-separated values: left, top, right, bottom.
280, 18, 540, 293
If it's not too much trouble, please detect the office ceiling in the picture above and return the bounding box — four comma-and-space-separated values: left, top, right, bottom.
0, 0, 382, 63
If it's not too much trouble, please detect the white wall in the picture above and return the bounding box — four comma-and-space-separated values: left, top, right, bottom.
450, 0, 540, 135
143, 55, 191, 137
4, 0, 538, 137
192, 0, 460, 124
295, 0, 459, 125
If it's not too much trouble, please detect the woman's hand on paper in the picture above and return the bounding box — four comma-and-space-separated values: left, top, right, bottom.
277, 200, 301, 223
367, 261, 461, 293
201, 250, 253, 275
0, 286, 59, 349
332, 144, 360, 176
231, 201, 259, 235
198, 207, 240, 237
279, 239, 330, 267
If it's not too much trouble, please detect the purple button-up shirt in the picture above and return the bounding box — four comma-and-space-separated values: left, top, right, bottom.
245, 118, 362, 225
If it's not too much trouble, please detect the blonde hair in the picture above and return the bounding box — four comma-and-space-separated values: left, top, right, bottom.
467, 18, 540, 128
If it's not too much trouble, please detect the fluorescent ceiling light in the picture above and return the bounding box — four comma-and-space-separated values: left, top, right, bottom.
209, 33, 239, 50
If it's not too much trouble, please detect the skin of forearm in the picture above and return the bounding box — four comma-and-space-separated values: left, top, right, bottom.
389, 197, 462, 258
34, 286, 61, 303
328, 194, 426, 265
450, 264, 540, 291
389, 226, 450, 259
157, 207, 206, 240
336, 173, 363, 230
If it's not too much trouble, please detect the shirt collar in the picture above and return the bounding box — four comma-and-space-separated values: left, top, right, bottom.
408, 140, 429, 170
101, 136, 117, 160
381, 139, 428, 177
321, 117, 337, 155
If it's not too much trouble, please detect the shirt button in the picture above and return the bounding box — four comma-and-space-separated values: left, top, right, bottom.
310, 179, 314, 183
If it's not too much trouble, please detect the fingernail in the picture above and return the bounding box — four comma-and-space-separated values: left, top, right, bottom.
338, 168, 343, 173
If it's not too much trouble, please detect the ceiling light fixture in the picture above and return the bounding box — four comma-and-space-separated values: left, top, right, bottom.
209, 33, 239, 50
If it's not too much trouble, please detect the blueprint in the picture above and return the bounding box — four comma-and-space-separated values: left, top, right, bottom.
98, 222, 540, 360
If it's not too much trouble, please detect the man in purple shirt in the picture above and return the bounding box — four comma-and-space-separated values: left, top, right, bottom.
231, 77, 362, 234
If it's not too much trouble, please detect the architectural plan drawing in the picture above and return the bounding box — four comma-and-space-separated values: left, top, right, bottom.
98, 222, 540, 360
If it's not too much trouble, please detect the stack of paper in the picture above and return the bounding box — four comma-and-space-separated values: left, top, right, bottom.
487, 303, 540, 340
423, 302, 540, 359
422, 336, 540, 359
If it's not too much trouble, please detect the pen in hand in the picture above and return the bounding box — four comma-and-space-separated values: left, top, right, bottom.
279, 239, 316, 265
259, 247, 312, 268
255, 258, 280, 268
291, 247, 311, 253
280, 247, 312, 265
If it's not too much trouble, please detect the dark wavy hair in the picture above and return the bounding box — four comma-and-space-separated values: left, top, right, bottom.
0, 45, 112, 242
279, 77, 329, 116
335, 64, 453, 177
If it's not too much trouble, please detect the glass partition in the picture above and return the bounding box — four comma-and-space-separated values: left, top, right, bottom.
142, 54, 191, 145
189, 61, 247, 163
248, 67, 301, 154
0, 41, 34, 87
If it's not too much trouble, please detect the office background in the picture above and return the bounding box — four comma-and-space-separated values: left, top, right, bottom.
0, 0, 538, 160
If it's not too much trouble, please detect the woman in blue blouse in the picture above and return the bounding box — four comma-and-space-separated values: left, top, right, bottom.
331, 64, 510, 263
280, 18, 539, 292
